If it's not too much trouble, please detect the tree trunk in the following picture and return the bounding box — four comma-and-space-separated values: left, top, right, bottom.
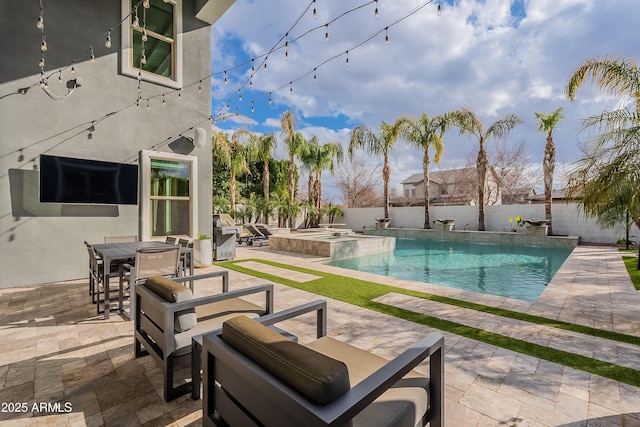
423, 149, 431, 229
288, 157, 296, 228
383, 152, 391, 219
543, 134, 555, 235
477, 146, 487, 231
230, 174, 237, 216
263, 159, 270, 223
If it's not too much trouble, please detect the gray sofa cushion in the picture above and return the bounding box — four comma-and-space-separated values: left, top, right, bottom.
144, 276, 196, 333
222, 315, 350, 406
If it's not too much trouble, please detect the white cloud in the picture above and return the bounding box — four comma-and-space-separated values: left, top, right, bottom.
211, 0, 640, 201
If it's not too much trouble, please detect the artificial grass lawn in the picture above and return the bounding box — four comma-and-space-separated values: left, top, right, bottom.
218, 258, 640, 388
621, 252, 640, 290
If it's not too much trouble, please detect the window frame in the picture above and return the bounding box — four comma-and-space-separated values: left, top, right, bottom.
139, 150, 197, 240
121, 0, 183, 89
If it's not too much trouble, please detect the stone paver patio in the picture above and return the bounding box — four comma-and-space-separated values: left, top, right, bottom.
0, 244, 639, 426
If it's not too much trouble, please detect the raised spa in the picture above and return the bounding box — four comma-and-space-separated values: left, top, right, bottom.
268, 232, 395, 260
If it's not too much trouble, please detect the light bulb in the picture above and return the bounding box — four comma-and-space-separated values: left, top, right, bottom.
385, 28, 389, 45
198, 81, 202, 92
71, 60, 76, 74
90, 47, 95, 63
39, 56, 45, 68
58, 72, 63, 84
223, 71, 227, 84
437, 4, 442, 15
249, 78, 253, 88
142, 28, 148, 42
313, 68, 317, 81
37, 16, 44, 30
141, 53, 146, 65
133, 13, 139, 28
178, 90, 182, 99
251, 101, 254, 112
105, 31, 112, 48
289, 82, 293, 93
285, 50, 288, 60
264, 60, 268, 71
313, 8, 317, 19
147, 99, 150, 109
143, 0, 150, 9
268, 94, 272, 104
238, 91, 242, 101
375, 0, 379, 18
325, 25, 329, 41
251, 60, 255, 74
137, 70, 142, 80
41, 39, 47, 52
162, 94, 166, 105
345, 51, 349, 67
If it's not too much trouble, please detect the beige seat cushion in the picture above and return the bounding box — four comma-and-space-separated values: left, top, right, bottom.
307, 337, 430, 427
144, 276, 196, 332
173, 299, 262, 356
222, 316, 350, 406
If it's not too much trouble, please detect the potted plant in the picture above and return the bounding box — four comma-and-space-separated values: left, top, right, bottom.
193, 233, 212, 267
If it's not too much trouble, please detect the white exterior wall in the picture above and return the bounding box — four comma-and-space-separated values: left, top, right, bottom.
340, 203, 638, 244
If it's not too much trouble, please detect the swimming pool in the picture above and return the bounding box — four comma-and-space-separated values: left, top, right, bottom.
327, 238, 573, 302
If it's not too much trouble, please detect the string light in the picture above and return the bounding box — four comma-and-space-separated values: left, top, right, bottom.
345, 50, 349, 67
142, 0, 150, 9
289, 81, 293, 93
375, 0, 379, 18
238, 90, 242, 101
313, 68, 318, 81
105, 29, 112, 48
37, 0, 44, 29
178, 89, 182, 99
385, 27, 389, 44
39, 56, 45, 69
71, 60, 76, 74
41, 35, 48, 52
224, 71, 227, 84
251, 100, 254, 112
162, 94, 166, 105
58, 71, 63, 84
198, 80, 202, 92
325, 24, 329, 41
285, 34, 289, 60
312, 0, 317, 19
133, 6, 139, 27
90, 46, 95, 63
437, 3, 442, 15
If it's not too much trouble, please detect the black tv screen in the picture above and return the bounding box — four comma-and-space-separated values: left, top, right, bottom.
39, 155, 138, 205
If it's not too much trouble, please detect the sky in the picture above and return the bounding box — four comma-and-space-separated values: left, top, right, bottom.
209, 0, 640, 203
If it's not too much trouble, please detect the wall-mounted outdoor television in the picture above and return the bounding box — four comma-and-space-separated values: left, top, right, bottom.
39, 154, 138, 205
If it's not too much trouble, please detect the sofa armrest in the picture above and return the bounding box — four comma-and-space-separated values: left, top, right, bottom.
318, 333, 444, 427
253, 300, 327, 339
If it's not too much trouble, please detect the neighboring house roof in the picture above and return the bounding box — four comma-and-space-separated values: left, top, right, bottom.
401, 167, 479, 186
527, 188, 578, 202
401, 173, 424, 185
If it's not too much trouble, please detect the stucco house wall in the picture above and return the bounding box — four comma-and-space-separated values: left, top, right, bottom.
0, 1, 221, 288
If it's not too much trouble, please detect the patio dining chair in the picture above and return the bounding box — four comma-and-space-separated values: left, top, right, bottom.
178, 238, 194, 275
85, 241, 121, 314
119, 245, 182, 318
104, 235, 138, 243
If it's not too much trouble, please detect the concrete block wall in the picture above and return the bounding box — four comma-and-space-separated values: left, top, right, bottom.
339, 203, 638, 244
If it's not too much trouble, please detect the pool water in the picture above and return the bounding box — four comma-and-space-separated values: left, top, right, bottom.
327, 238, 573, 302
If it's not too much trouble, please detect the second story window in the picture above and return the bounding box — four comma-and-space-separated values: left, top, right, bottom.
122, 0, 182, 88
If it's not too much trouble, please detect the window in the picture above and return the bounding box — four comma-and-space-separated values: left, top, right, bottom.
139, 151, 197, 240
121, 0, 182, 88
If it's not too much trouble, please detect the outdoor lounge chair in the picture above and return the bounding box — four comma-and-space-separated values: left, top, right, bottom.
134, 272, 273, 402
202, 301, 445, 427
239, 224, 269, 247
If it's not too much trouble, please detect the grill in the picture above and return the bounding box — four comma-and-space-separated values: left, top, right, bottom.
213, 214, 240, 260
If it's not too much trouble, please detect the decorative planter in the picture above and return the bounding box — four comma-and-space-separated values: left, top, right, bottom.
375, 218, 391, 229
526, 225, 548, 237
193, 239, 212, 267
435, 219, 455, 231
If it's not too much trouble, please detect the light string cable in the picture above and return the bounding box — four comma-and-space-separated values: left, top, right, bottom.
36, 1, 144, 98
221, 0, 435, 116
212, 0, 379, 118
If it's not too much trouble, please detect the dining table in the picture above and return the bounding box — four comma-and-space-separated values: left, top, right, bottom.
91, 241, 194, 320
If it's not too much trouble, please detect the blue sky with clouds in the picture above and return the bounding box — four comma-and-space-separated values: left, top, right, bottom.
209, 0, 640, 202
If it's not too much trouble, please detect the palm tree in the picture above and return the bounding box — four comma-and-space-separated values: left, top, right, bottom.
452, 108, 522, 231
535, 107, 565, 235
348, 121, 400, 220
255, 133, 277, 222
565, 55, 640, 243
280, 111, 306, 227
212, 129, 257, 216
395, 113, 452, 228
